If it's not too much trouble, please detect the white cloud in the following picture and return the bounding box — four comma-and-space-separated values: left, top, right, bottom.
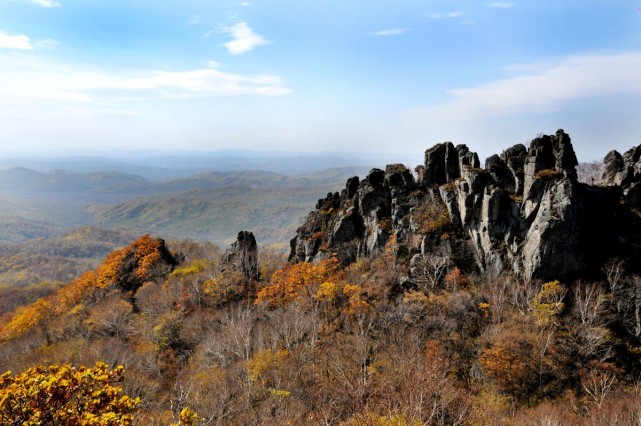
489, 2, 514, 8
429, 11, 464, 19
222, 22, 271, 55
442, 52, 641, 117
399, 51, 641, 160
0, 55, 291, 106
239, 1, 250, 6
0, 32, 33, 50
373, 28, 408, 36
31, 0, 61, 7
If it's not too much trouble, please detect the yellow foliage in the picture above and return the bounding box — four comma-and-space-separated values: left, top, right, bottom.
342, 412, 421, 426
315, 281, 340, 303
532, 280, 566, 326
256, 257, 341, 308
0, 362, 140, 425
245, 348, 289, 384
342, 284, 371, 315
479, 302, 491, 318
1, 297, 52, 340
170, 259, 207, 278
269, 388, 292, 398
171, 407, 201, 426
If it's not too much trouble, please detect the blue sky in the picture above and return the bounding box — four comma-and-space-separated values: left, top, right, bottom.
0, 0, 640, 161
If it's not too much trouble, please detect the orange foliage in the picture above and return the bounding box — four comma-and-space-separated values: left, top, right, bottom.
444, 267, 468, 290
256, 257, 341, 308
479, 328, 535, 399
0, 298, 52, 341
1, 235, 174, 342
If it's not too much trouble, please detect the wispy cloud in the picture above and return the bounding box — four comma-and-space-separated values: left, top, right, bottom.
239, 1, 251, 6
396, 51, 641, 161
222, 22, 270, 55
31, 0, 61, 8
429, 11, 464, 19
489, 2, 514, 8
0, 32, 33, 50
34, 38, 59, 49
201, 30, 215, 39
0, 55, 291, 107
373, 28, 408, 36
442, 52, 641, 116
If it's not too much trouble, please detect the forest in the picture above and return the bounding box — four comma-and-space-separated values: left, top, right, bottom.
1, 230, 640, 425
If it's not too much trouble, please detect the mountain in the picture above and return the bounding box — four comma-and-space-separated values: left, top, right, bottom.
290, 129, 641, 283
0, 152, 385, 181
86, 185, 341, 246
0, 166, 372, 246
0, 168, 149, 195
6, 133, 641, 424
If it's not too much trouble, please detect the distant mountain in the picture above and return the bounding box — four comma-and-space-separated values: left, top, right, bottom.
0, 165, 379, 247
151, 167, 372, 192
86, 185, 339, 246
0, 168, 149, 195
0, 152, 388, 181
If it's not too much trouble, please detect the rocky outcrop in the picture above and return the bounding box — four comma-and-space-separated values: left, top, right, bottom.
603, 145, 641, 208
290, 129, 641, 282
224, 231, 259, 279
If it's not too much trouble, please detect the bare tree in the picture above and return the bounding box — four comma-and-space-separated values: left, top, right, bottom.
573, 281, 609, 326
410, 253, 450, 292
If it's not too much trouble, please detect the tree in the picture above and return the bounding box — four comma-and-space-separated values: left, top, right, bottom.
0, 362, 140, 425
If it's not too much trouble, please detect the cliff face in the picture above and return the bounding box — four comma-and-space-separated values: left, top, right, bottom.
290, 130, 641, 282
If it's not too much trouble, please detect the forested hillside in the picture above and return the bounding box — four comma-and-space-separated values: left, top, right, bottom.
3, 133, 641, 425
0, 165, 370, 246
1, 232, 640, 425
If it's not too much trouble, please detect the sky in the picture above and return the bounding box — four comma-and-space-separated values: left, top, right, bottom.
0, 1, 640, 162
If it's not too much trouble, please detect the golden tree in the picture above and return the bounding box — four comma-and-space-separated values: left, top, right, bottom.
0, 362, 140, 425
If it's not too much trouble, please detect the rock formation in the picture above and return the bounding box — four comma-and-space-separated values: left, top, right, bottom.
290, 130, 641, 282
224, 231, 259, 279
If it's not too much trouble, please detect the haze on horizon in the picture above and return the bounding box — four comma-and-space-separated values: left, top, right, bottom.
1, 0, 640, 162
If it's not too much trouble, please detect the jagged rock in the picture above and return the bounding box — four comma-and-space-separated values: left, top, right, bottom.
385, 164, 415, 196
424, 142, 461, 185
485, 155, 514, 192
289, 129, 641, 282
603, 150, 625, 185
225, 231, 259, 279
357, 168, 391, 219
456, 144, 480, 170
500, 144, 527, 195
345, 176, 360, 199
332, 207, 364, 243
523, 129, 578, 201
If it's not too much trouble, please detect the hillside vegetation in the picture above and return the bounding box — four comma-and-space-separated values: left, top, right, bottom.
2, 138, 639, 425
0, 227, 135, 314
1, 232, 641, 425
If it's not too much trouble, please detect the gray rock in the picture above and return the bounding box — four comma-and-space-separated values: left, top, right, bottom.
225, 231, 259, 279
